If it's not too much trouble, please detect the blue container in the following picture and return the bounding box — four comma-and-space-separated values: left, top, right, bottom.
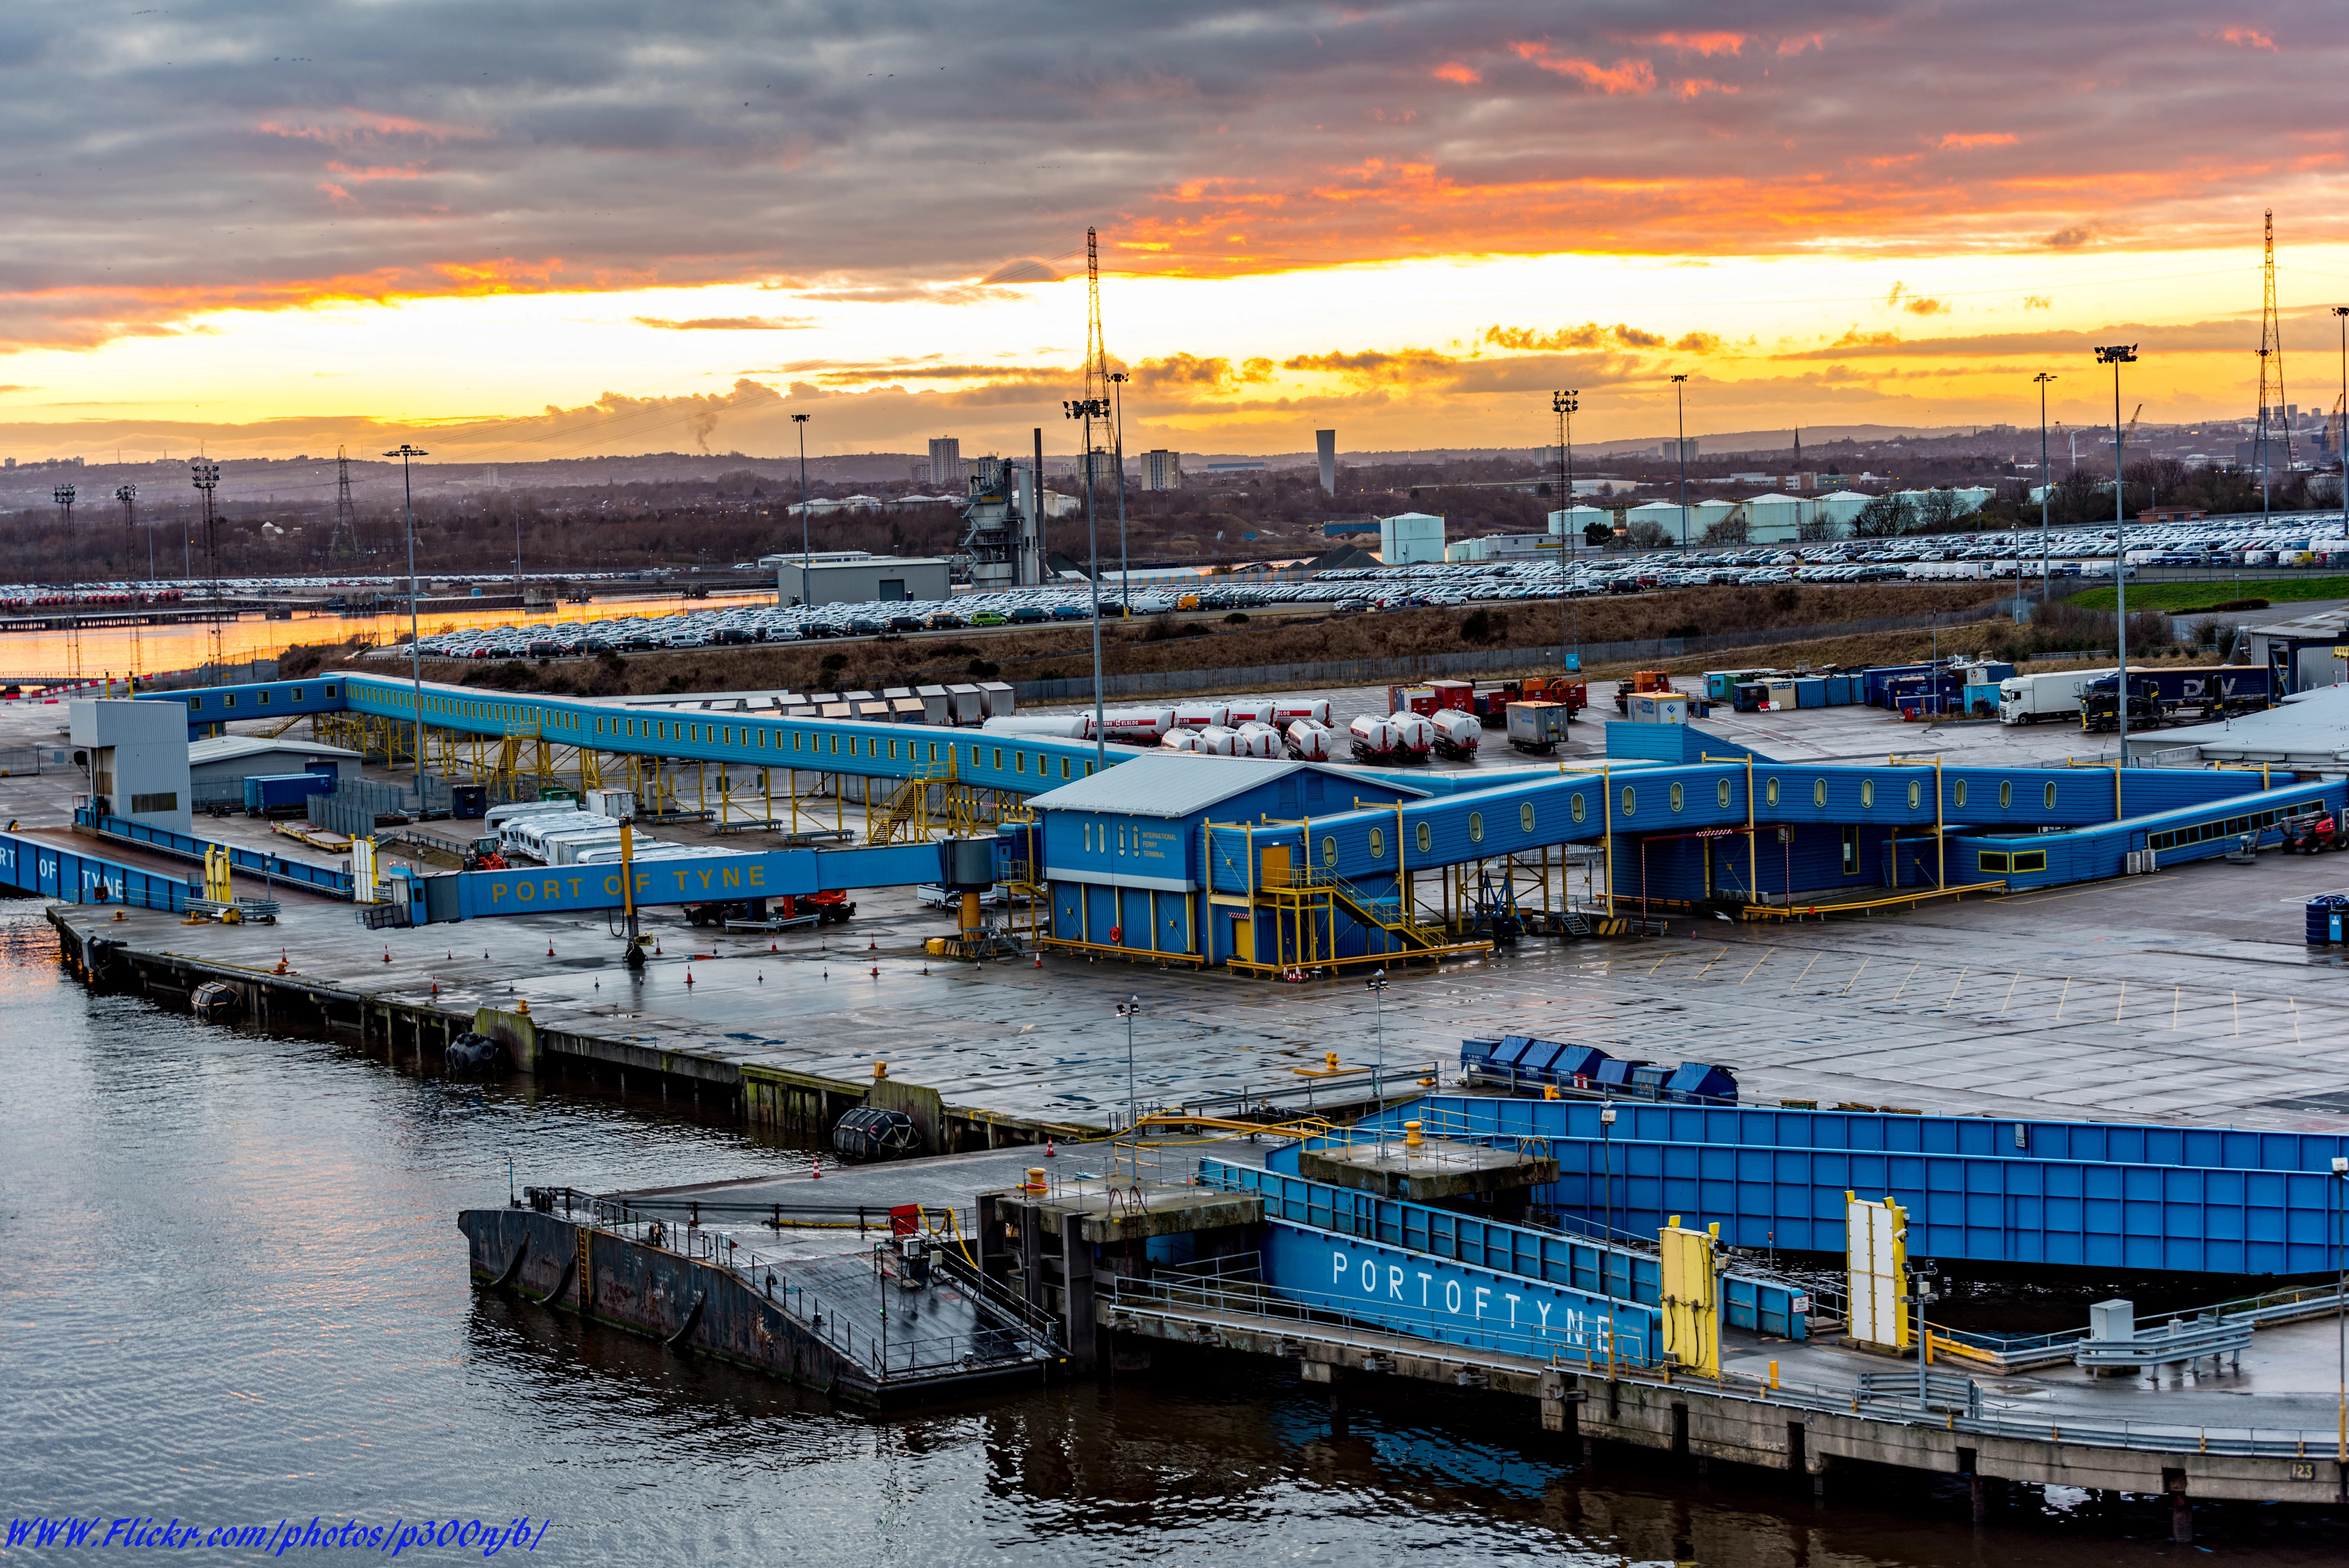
1665, 1062, 1739, 1104
2307, 893, 2349, 944
241, 772, 335, 813
1552, 1044, 1612, 1085
1595, 1058, 1645, 1092
1823, 675, 1852, 706
1629, 1064, 1673, 1099
1794, 678, 1827, 709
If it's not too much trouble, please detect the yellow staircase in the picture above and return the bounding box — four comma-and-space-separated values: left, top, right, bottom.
1233, 846, 1492, 975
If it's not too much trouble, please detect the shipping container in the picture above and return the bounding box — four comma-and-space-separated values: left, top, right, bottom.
912, 685, 952, 725
242, 772, 335, 815
1387, 685, 1440, 716
977, 681, 1016, 717
1506, 700, 1569, 753
942, 685, 986, 724
1427, 679, 1476, 712
1626, 692, 1691, 725
1793, 677, 1827, 709
587, 788, 637, 822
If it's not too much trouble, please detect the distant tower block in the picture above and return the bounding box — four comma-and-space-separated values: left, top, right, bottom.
1316, 429, 1337, 494
1140, 449, 1184, 492
928, 437, 965, 489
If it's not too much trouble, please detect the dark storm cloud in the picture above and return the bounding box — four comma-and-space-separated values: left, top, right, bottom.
2, 1, 2344, 348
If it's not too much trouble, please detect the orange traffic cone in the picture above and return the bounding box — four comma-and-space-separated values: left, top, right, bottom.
1045, 1139, 1057, 1158
684, 970, 695, 986
810, 1158, 822, 1180
383, 948, 391, 963
1032, 951, 1043, 969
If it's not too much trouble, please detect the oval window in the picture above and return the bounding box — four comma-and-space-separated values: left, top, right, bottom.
1813, 778, 1827, 807
2044, 782, 2058, 809
1468, 812, 1485, 844
1717, 778, 1732, 809
1670, 782, 1686, 813
1953, 779, 1968, 809
2000, 780, 2013, 809
1322, 834, 1337, 867
1765, 778, 1781, 808
1520, 802, 1536, 833
1907, 780, 1923, 811
1620, 785, 1636, 816
1415, 821, 1432, 854
1368, 827, 1385, 859
1571, 793, 1586, 823
1860, 779, 1875, 808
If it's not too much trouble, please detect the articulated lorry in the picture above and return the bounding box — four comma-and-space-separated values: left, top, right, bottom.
1997, 669, 2112, 725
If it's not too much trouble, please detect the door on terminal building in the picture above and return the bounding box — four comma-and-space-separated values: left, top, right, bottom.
879, 579, 905, 600
1228, 915, 1252, 964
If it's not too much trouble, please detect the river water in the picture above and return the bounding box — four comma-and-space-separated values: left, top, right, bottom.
0, 593, 772, 682
1, 907, 2338, 1565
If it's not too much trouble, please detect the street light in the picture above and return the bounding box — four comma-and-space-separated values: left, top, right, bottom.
1670, 374, 1692, 547
116, 485, 147, 583
1599, 1102, 1618, 1244
1108, 371, 1131, 615
791, 413, 811, 604
53, 484, 78, 682
2333, 1153, 2347, 1463
2033, 373, 2057, 602
2094, 345, 2137, 762
189, 458, 222, 675
1905, 1258, 1941, 1409
382, 443, 430, 798
1116, 995, 1142, 1176
1552, 390, 1580, 670
1364, 968, 1388, 1103
1064, 396, 1111, 769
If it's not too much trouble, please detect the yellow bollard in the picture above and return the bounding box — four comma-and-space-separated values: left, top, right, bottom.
1769, 1359, 1779, 1390
1404, 1120, 1423, 1147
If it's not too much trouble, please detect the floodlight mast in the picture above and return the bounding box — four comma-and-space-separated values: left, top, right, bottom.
2093, 345, 2138, 761
383, 444, 430, 796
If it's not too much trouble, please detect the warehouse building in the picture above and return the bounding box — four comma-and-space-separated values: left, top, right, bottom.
762, 552, 953, 606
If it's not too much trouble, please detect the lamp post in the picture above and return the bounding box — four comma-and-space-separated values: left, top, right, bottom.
791, 413, 811, 604
2334, 1153, 2347, 1464
1599, 1102, 1618, 1244
383, 444, 429, 797
2334, 309, 2348, 540
1553, 390, 1580, 670
2094, 345, 2137, 763
116, 485, 147, 583
2033, 373, 2056, 602
53, 484, 77, 682
1108, 370, 1130, 617
1365, 968, 1388, 1104
1906, 1259, 1940, 1409
1064, 396, 1111, 768
1116, 995, 1141, 1169
189, 458, 221, 676
1670, 374, 1691, 547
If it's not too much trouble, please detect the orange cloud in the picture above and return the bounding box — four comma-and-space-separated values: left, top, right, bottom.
1776, 33, 1824, 56
1675, 78, 1738, 100
1507, 42, 1656, 95
1432, 62, 1481, 86
1938, 133, 2018, 150
2218, 27, 2276, 49
1639, 32, 1745, 56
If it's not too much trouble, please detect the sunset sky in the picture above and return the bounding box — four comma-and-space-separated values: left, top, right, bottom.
5, 2, 2348, 463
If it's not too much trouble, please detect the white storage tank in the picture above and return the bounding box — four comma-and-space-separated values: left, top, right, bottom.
1196, 724, 1239, 756
1430, 709, 1482, 758
1270, 697, 1333, 726
1285, 720, 1335, 761
1100, 706, 1177, 745
1160, 730, 1202, 752
1173, 701, 1230, 730
1233, 721, 1281, 758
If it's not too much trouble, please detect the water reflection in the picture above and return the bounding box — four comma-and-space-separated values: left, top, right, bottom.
4, 908, 2342, 1565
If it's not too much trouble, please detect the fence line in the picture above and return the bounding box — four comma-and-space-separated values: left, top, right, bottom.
1012, 605, 2010, 704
